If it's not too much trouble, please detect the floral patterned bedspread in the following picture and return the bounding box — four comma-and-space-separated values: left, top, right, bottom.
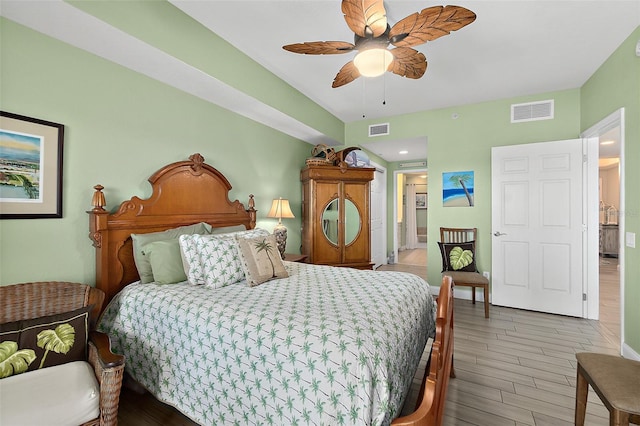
99, 262, 435, 426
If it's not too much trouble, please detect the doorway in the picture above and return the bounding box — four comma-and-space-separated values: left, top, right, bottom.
391, 169, 427, 276
582, 108, 624, 352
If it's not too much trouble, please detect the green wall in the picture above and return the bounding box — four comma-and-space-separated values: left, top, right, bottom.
0, 18, 311, 285
352, 89, 581, 283
580, 27, 640, 353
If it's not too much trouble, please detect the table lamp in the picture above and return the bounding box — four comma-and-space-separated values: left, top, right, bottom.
267, 197, 295, 259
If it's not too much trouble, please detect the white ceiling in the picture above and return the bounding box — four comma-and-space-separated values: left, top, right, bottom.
2, 1, 637, 162
171, 0, 640, 124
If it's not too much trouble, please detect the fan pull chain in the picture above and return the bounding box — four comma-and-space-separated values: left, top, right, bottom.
362, 78, 366, 118
382, 72, 387, 106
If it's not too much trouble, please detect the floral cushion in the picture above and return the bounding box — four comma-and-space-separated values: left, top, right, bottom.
0, 306, 90, 378
438, 241, 478, 272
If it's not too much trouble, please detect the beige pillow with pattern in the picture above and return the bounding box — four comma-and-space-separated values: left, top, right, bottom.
237, 234, 288, 286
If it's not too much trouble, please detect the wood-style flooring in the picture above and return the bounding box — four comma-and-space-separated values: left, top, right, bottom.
377, 248, 427, 280
116, 255, 620, 426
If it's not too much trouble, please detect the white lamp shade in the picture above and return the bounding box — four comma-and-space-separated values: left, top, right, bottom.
353, 48, 393, 77
267, 198, 295, 221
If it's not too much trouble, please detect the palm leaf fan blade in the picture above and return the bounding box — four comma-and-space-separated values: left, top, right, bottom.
283, 41, 355, 55
389, 47, 427, 79
389, 5, 476, 47
332, 61, 361, 88
342, 0, 387, 38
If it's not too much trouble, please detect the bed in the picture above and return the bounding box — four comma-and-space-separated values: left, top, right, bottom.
88, 154, 436, 425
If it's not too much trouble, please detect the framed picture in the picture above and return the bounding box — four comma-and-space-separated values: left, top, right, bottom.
416, 193, 427, 209
443, 170, 474, 207
0, 111, 64, 219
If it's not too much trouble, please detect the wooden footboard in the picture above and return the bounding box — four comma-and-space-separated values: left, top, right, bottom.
392, 275, 455, 426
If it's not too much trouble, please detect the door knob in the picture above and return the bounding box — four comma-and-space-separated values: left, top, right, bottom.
493, 231, 507, 237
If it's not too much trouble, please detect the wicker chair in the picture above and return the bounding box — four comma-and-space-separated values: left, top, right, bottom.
0, 281, 125, 426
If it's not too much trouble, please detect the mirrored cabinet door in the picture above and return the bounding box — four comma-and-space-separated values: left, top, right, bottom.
322, 198, 339, 246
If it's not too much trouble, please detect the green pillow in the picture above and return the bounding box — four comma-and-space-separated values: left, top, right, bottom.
143, 239, 187, 284
131, 222, 211, 283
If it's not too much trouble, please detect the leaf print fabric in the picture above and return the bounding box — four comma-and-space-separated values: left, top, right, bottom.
99, 262, 436, 425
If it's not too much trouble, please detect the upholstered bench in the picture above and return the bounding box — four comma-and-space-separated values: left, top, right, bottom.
0, 361, 100, 425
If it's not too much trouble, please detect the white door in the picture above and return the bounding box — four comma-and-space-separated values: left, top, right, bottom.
370, 163, 386, 269
491, 139, 585, 317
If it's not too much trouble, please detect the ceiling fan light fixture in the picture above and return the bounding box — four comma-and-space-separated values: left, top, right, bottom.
353, 48, 393, 77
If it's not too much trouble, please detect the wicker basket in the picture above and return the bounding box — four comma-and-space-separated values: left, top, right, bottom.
310, 144, 337, 165
306, 157, 333, 166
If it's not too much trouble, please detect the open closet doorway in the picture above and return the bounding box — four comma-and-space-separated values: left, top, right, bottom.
390, 169, 427, 279
582, 108, 624, 354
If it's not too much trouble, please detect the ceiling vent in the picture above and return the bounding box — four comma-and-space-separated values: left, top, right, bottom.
511, 100, 554, 123
369, 123, 390, 137
399, 161, 427, 168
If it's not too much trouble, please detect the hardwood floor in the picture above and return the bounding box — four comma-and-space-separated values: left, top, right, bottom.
377, 248, 427, 280
397, 247, 427, 266
117, 256, 620, 425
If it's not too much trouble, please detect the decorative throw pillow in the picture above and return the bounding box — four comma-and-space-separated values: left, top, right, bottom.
132, 222, 212, 283
143, 239, 187, 284
179, 234, 245, 288
237, 234, 288, 286
438, 241, 478, 272
0, 306, 90, 378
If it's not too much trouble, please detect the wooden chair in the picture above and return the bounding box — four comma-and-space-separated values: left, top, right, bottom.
392, 275, 455, 426
575, 352, 640, 426
0, 281, 125, 426
439, 227, 489, 318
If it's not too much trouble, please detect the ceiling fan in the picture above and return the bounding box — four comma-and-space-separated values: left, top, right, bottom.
283, 0, 476, 88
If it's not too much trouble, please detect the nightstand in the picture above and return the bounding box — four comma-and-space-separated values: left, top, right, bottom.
283, 253, 308, 263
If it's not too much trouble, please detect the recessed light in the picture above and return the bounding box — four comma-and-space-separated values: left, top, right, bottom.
399, 150, 408, 155
420, 175, 427, 178
600, 140, 615, 145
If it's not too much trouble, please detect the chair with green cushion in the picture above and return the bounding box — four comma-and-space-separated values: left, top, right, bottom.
439, 227, 489, 318
575, 352, 640, 426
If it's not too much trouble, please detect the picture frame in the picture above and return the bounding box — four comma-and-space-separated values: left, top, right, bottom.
416, 192, 427, 209
0, 111, 64, 219
443, 170, 474, 207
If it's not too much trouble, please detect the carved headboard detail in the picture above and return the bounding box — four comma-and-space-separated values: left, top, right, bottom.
87, 153, 256, 304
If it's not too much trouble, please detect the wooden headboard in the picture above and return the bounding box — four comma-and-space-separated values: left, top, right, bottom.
87, 153, 256, 304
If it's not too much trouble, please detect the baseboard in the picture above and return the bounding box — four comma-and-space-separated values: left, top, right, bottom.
622, 342, 640, 360
450, 286, 488, 302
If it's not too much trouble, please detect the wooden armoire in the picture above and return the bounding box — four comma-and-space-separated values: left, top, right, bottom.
300, 165, 375, 269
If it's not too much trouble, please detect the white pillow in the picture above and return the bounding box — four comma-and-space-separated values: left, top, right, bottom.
179, 234, 244, 288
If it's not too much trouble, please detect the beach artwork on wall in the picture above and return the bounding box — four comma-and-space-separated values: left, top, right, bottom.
0, 111, 64, 219
0, 130, 43, 201
443, 170, 474, 207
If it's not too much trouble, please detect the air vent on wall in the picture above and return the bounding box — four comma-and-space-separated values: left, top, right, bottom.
369, 123, 390, 137
399, 161, 427, 168
511, 100, 554, 123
